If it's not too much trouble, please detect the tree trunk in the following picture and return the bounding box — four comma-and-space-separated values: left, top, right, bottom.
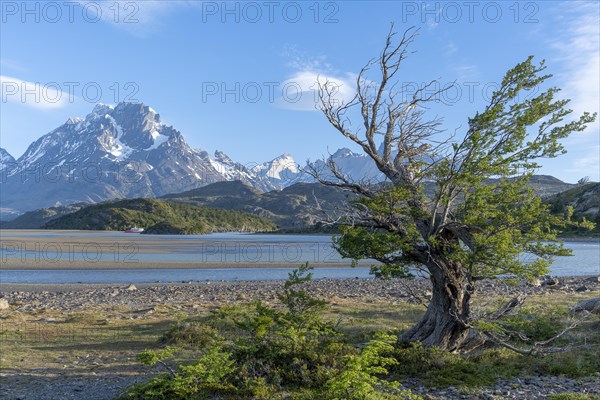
399, 257, 474, 352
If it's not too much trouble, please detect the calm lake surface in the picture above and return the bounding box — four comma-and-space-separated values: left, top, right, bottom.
1, 232, 598, 283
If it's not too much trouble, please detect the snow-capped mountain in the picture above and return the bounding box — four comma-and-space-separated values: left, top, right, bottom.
302, 148, 384, 183
252, 153, 303, 188
1, 102, 228, 213
0, 102, 387, 218
206, 150, 279, 192
0, 147, 15, 172
0, 147, 14, 163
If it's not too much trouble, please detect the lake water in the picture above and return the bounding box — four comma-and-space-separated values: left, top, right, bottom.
0, 232, 598, 283
1, 232, 345, 263
0, 267, 374, 284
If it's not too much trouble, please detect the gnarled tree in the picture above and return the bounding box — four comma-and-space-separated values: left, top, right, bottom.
309, 26, 596, 351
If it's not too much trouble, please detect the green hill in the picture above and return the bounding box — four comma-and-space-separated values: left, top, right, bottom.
5, 176, 586, 234
545, 182, 599, 237
161, 181, 354, 232
0, 203, 88, 229
43, 198, 277, 234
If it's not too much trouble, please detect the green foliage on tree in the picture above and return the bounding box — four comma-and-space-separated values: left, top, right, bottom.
310, 26, 597, 350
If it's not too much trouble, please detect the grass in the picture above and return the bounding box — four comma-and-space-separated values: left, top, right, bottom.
0, 290, 598, 394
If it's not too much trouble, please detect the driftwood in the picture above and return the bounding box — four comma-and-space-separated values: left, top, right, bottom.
473, 295, 595, 356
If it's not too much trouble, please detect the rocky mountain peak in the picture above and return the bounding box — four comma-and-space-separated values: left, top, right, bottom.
332, 148, 359, 158
91, 103, 114, 116
0, 147, 15, 164
66, 117, 83, 125
214, 150, 234, 164
0, 101, 450, 218
0, 148, 16, 174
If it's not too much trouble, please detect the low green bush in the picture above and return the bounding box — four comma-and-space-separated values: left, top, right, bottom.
539, 349, 600, 377
119, 264, 421, 400
119, 265, 598, 398
500, 306, 565, 342
159, 322, 220, 349
390, 343, 521, 388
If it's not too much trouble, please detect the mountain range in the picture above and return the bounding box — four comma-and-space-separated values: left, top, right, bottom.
0, 102, 379, 219
4, 178, 596, 235
0, 102, 582, 222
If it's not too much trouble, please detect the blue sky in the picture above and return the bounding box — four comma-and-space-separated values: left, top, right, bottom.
1, 0, 598, 182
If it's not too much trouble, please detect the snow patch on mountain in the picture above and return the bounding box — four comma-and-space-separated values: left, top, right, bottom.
211, 151, 248, 177
0, 148, 16, 173
103, 114, 133, 160
253, 153, 301, 184
0, 101, 390, 215
307, 148, 383, 183
0, 148, 15, 164
146, 125, 170, 150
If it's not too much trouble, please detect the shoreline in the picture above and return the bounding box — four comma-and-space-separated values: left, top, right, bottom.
1, 274, 598, 294
1, 228, 598, 237
0, 259, 368, 270
1, 276, 598, 400
558, 236, 600, 242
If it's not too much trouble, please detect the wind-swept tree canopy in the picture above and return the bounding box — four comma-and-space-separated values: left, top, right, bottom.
309, 25, 596, 351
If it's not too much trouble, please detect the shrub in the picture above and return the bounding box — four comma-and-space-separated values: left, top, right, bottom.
500, 306, 564, 342
123, 346, 237, 400
324, 331, 420, 400
539, 349, 600, 378
120, 264, 421, 400
390, 343, 522, 388
159, 322, 220, 349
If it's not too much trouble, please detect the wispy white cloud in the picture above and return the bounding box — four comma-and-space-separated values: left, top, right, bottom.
426, 18, 439, 31
573, 146, 600, 169
78, 0, 193, 37
444, 41, 458, 56
278, 48, 356, 112
276, 70, 356, 111
451, 64, 480, 81
281, 45, 332, 72
0, 75, 69, 109
566, 145, 600, 179
550, 2, 599, 129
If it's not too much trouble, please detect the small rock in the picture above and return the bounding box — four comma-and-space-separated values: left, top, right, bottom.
575, 285, 589, 292
543, 278, 559, 286
0, 298, 9, 310
126, 284, 137, 291
587, 276, 600, 283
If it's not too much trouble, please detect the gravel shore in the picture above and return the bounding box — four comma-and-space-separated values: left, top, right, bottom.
1, 275, 599, 312
1, 275, 599, 400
